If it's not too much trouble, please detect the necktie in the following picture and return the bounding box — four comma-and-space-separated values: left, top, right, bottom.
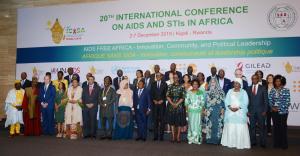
157, 81, 160, 89
89, 85, 93, 95
21, 80, 25, 86
118, 77, 121, 85
252, 85, 256, 95
138, 89, 142, 97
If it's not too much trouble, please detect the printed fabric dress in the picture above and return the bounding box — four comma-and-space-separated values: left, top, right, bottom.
166, 84, 186, 127
185, 89, 205, 144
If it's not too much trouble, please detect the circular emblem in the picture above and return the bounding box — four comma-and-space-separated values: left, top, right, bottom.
268, 4, 298, 31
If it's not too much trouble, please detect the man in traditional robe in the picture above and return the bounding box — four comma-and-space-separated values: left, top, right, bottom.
5, 80, 25, 137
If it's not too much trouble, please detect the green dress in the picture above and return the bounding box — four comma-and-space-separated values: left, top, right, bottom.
55, 91, 66, 123
185, 89, 205, 144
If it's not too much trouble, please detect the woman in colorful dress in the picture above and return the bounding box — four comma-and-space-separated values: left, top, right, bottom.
221, 78, 250, 149
55, 82, 67, 138
205, 78, 225, 144
185, 80, 205, 144
269, 75, 290, 149
166, 74, 186, 143
65, 79, 83, 139
113, 78, 134, 140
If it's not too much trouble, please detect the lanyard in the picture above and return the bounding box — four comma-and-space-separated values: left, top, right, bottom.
102, 86, 111, 97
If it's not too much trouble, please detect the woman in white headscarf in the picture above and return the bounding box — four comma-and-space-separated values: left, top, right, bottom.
221, 78, 250, 149
113, 77, 134, 140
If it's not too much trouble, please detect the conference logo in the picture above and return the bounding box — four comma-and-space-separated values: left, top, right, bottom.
89, 66, 103, 75
289, 101, 300, 112
50, 67, 81, 74
284, 62, 300, 74
267, 4, 298, 31
47, 18, 86, 44
32, 67, 43, 80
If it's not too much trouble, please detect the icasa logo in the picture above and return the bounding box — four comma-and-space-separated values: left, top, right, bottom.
267, 4, 297, 31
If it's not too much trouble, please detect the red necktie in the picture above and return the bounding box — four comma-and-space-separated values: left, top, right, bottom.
252, 85, 256, 95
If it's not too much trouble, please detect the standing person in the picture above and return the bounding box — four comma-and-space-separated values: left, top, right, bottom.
205, 78, 225, 144
53, 71, 68, 91
82, 76, 100, 139
151, 73, 168, 141
269, 75, 290, 149
218, 69, 232, 95
144, 70, 151, 91
197, 72, 208, 91
206, 66, 218, 83
233, 69, 248, 90
39, 75, 56, 135
82, 73, 96, 89
65, 79, 83, 139
20, 72, 31, 89
113, 78, 134, 140
185, 80, 205, 144
54, 82, 67, 138
150, 65, 164, 84
182, 74, 192, 91
133, 80, 151, 141
255, 70, 267, 87
164, 63, 183, 83
247, 74, 268, 148
64, 67, 74, 85
266, 74, 274, 136
99, 76, 116, 140
132, 70, 144, 90
113, 69, 125, 91
166, 74, 186, 143
221, 78, 250, 149
22, 77, 42, 136
186, 66, 197, 81
5, 80, 25, 137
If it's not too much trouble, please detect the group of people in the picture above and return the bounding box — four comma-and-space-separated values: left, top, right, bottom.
4, 64, 290, 150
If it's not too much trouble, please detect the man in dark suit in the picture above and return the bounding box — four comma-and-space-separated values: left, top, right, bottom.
64, 67, 73, 85
20, 72, 31, 89
113, 69, 125, 91
164, 63, 182, 83
39, 75, 56, 135
247, 74, 268, 148
133, 80, 151, 141
82, 73, 93, 89
218, 69, 232, 94
206, 66, 218, 83
82, 76, 100, 139
233, 68, 248, 90
144, 70, 152, 91
186, 66, 197, 81
255, 70, 267, 88
150, 65, 164, 84
151, 73, 168, 141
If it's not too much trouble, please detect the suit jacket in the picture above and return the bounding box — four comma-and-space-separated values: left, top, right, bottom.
21, 79, 31, 89
144, 77, 152, 91
164, 71, 183, 83
232, 79, 248, 91
82, 83, 100, 109
151, 81, 168, 102
82, 81, 98, 89
133, 88, 151, 113
247, 84, 268, 113
218, 77, 232, 94
39, 83, 56, 109
150, 73, 165, 84
99, 86, 116, 118
64, 74, 80, 85
113, 76, 125, 91
131, 78, 145, 91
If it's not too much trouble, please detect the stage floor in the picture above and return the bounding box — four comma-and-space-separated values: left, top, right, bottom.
0, 122, 299, 156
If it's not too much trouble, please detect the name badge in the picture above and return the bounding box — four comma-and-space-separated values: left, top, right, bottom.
137, 104, 139, 109
103, 97, 107, 101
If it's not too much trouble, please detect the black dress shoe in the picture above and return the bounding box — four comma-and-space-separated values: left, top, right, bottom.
159, 138, 164, 141
260, 145, 266, 148
100, 136, 107, 140
251, 143, 257, 147
142, 138, 146, 141
135, 137, 141, 141
83, 136, 90, 139
153, 138, 158, 141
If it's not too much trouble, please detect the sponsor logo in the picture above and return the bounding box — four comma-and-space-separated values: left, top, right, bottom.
284, 62, 300, 74
47, 18, 86, 44
292, 80, 300, 93
236, 62, 271, 72
89, 66, 103, 75
32, 67, 44, 80
268, 4, 297, 31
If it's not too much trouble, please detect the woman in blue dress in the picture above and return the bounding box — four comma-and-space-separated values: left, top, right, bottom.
205, 78, 225, 144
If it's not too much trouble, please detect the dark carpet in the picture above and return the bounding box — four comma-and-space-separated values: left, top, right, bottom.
0, 121, 299, 156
